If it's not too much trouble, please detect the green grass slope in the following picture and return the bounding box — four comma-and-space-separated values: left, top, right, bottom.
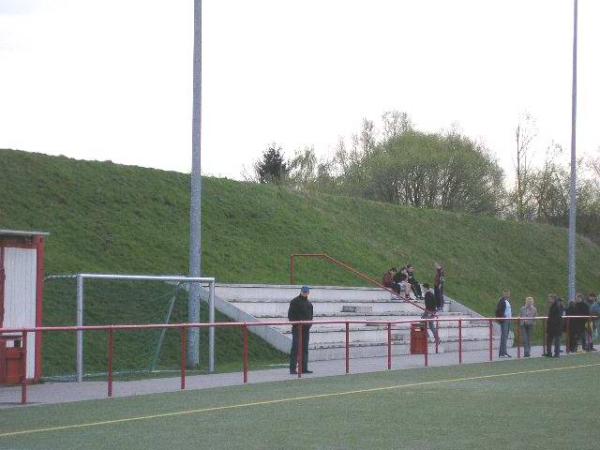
1, 149, 599, 375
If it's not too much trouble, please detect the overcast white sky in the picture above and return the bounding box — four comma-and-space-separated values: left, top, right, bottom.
1, 0, 599, 181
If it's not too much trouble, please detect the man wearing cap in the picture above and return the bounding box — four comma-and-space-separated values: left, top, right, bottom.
288, 286, 314, 374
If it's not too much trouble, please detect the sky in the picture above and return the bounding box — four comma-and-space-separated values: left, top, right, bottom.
1, 0, 599, 181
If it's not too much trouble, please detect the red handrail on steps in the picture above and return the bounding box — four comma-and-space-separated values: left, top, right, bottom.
289, 253, 425, 311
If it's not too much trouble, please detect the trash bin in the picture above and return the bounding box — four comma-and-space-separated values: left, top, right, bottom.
410, 323, 427, 354
0, 336, 26, 385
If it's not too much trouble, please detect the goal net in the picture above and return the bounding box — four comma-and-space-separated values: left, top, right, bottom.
43, 274, 215, 381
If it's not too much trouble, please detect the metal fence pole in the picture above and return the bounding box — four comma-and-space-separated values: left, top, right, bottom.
76, 274, 84, 383
298, 324, 303, 379
209, 280, 215, 373
543, 318, 547, 355
435, 318, 439, 354
21, 330, 28, 405
516, 319, 521, 358
180, 327, 187, 390
489, 320, 493, 361
243, 324, 249, 384
387, 322, 392, 370
424, 321, 429, 367
566, 318, 571, 353
345, 322, 350, 374
108, 328, 114, 398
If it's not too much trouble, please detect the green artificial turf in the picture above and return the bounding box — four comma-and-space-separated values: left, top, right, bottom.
0, 353, 599, 449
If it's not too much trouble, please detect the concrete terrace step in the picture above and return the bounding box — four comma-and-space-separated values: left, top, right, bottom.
208, 283, 495, 361
255, 311, 474, 320
230, 301, 424, 317
215, 284, 416, 302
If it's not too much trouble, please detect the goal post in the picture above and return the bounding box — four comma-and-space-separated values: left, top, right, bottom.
47, 273, 216, 382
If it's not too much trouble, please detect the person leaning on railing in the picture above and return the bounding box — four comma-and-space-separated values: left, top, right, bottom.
519, 297, 537, 358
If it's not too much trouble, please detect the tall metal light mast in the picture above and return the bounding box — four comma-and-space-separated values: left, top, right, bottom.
188, 0, 202, 367
567, 0, 578, 302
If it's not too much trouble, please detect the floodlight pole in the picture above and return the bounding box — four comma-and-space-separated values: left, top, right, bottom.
567, 0, 578, 302
188, 0, 203, 368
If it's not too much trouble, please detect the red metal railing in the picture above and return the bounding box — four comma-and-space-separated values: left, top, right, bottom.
290, 253, 425, 311
0, 315, 594, 405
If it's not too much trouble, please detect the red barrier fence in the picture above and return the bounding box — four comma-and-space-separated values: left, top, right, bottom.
1, 315, 595, 405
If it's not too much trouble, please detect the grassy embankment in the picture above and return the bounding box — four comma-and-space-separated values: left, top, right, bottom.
1, 149, 599, 377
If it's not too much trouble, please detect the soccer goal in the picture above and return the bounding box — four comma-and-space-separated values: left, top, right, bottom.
44, 273, 215, 382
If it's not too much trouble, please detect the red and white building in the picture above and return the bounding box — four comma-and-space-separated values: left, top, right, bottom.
0, 229, 47, 383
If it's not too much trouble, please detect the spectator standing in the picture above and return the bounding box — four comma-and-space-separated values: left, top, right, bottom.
495, 290, 512, 358
544, 295, 563, 357
519, 297, 537, 357
565, 299, 577, 352
574, 293, 590, 351
422, 283, 439, 345
590, 294, 600, 341
288, 286, 314, 374
586, 293, 597, 351
434, 263, 445, 311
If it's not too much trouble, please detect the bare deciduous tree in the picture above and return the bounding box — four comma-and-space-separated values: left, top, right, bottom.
514, 114, 537, 221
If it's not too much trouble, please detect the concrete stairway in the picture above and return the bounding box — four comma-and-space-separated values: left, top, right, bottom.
212, 284, 502, 361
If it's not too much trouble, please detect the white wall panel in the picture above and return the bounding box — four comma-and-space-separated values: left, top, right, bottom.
3, 248, 37, 379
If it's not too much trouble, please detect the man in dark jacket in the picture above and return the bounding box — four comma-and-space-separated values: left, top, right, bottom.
495, 290, 512, 358
573, 294, 590, 351
288, 286, 314, 374
434, 263, 445, 311
422, 283, 439, 345
545, 295, 563, 357
565, 299, 577, 352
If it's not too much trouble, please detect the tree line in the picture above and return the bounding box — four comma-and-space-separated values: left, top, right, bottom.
251, 111, 600, 243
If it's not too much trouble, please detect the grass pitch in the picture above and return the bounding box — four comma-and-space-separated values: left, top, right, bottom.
1, 353, 599, 449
